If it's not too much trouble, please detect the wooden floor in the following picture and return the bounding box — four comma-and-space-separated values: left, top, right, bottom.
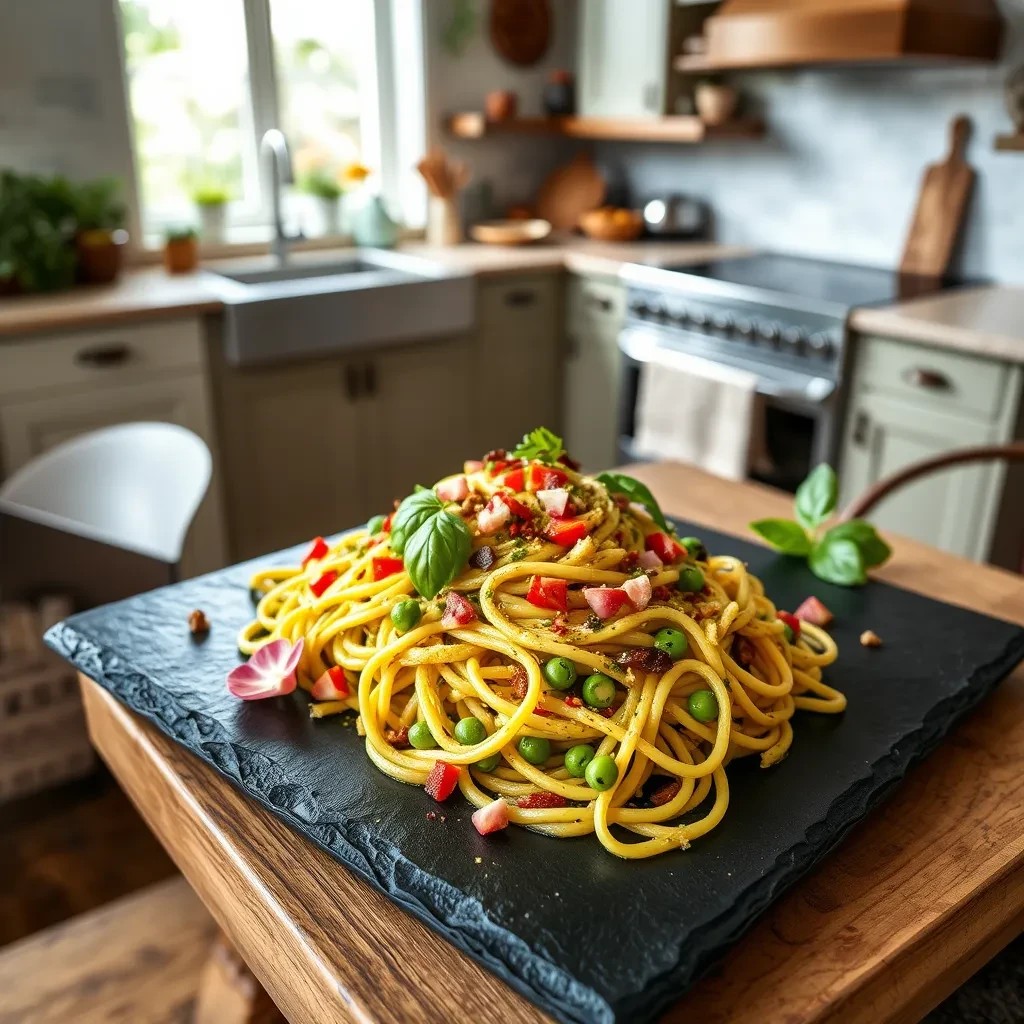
0, 767, 177, 948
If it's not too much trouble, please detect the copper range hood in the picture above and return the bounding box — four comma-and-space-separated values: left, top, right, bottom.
699, 0, 1004, 70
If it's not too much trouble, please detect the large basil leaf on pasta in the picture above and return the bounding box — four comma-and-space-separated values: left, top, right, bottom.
404, 510, 472, 599
596, 472, 670, 533
391, 490, 443, 555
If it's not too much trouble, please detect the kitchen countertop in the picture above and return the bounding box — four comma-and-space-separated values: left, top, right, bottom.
850, 285, 1024, 364
0, 239, 746, 338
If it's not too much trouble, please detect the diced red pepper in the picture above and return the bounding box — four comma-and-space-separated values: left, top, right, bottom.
371, 556, 404, 582
425, 760, 460, 802
310, 570, 337, 597
311, 665, 350, 700
500, 493, 532, 519
533, 706, 553, 718
516, 793, 568, 809
501, 467, 525, 491
795, 596, 834, 627
645, 531, 684, 564
382, 514, 392, 533
526, 575, 569, 613
533, 464, 568, 490
544, 517, 589, 547
301, 536, 329, 567
442, 591, 477, 628
777, 611, 802, 638
564, 695, 583, 708
472, 798, 510, 835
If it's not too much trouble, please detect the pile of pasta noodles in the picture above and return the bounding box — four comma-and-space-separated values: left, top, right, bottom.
240, 445, 842, 859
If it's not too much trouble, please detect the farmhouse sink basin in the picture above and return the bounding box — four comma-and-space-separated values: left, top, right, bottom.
207, 249, 475, 366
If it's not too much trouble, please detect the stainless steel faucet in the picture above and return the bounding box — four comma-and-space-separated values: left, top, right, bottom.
260, 128, 295, 264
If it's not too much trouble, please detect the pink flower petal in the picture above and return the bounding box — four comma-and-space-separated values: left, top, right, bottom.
227, 638, 303, 701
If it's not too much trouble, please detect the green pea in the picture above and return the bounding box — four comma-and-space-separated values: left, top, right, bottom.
408, 720, 437, 749
518, 735, 551, 765
585, 754, 619, 792
367, 514, 386, 535
688, 689, 718, 723
475, 752, 500, 772
390, 599, 421, 634
454, 716, 487, 746
564, 744, 595, 778
653, 627, 688, 661
677, 565, 705, 593
782, 622, 795, 644
680, 536, 708, 561
390, 527, 407, 556
543, 656, 577, 691
582, 673, 617, 709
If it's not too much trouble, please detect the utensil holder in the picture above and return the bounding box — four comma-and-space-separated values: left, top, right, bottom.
427, 196, 464, 246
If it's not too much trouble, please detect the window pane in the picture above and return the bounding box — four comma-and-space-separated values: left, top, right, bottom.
119, 0, 256, 230
270, 0, 379, 190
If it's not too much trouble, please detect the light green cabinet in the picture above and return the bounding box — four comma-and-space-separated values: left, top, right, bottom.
839, 334, 1023, 564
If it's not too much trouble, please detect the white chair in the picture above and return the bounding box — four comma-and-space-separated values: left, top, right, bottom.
0, 423, 212, 572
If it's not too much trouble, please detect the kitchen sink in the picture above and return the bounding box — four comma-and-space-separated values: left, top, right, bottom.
207, 248, 475, 366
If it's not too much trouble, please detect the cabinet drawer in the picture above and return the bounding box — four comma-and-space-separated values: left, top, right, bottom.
0, 319, 205, 398
567, 274, 626, 336
479, 275, 559, 337
855, 335, 1008, 423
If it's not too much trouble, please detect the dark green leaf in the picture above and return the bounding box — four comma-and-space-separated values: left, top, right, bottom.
403, 510, 472, 599
823, 520, 892, 569
596, 472, 670, 532
511, 426, 565, 465
809, 537, 866, 587
749, 518, 812, 555
392, 489, 442, 539
795, 464, 838, 530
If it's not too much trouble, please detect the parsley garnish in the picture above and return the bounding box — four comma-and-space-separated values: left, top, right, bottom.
511, 426, 565, 465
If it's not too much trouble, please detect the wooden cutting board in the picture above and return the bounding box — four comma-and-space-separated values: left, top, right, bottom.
900, 115, 976, 279
535, 152, 606, 231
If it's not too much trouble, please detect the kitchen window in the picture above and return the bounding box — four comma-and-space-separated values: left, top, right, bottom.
117, 0, 424, 242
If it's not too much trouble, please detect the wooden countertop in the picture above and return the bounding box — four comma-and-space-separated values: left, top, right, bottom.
78, 462, 1024, 1024
850, 285, 1024, 364
0, 240, 745, 339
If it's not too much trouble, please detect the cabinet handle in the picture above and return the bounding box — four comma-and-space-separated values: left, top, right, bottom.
504, 289, 537, 308
902, 367, 951, 391
585, 293, 613, 314
344, 364, 360, 400
364, 361, 377, 397
852, 411, 870, 447
75, 343, 132, 368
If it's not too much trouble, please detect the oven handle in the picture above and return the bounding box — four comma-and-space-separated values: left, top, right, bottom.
618, 329, 836, 405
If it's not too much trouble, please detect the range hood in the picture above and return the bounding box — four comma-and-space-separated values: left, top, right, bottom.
699, 0, 1004, 69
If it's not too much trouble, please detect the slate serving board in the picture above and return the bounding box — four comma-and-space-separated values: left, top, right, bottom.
46, 521, 1024, 1024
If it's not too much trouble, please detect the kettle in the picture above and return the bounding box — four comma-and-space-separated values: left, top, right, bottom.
642, 194, 709, 239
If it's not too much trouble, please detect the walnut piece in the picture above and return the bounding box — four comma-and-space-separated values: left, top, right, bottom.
860, 629, 883, 648
188, 609, 210, 634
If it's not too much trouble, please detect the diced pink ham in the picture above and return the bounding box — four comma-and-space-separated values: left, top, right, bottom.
442, 591, 477, 628
622, 575, 652, 611
583, 587, 634, 620
476, 496, 511, 535
472, 798, 510, 835
464, 459, 485, 474
436, 475, 469, 502
638, 550, 663, 571
795, 596, 834, 627
537, 487, 569, 517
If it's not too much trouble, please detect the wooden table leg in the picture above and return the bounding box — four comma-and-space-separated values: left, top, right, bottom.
193, 930, 287, 1024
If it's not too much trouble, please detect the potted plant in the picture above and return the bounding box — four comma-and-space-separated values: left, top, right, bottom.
72, 177, 129, 284
164, 226, 199, 275
298, 170, 343, 236
193, 185, 231, 244
0, 171, 78, 294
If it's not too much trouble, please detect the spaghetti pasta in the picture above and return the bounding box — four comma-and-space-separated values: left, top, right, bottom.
239, 440, 842, 859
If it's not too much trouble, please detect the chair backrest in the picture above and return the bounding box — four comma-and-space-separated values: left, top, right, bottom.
0, 423, 212, 565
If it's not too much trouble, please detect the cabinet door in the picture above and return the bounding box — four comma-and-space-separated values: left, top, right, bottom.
839, 393, 1002, 562
0, 373, 227, 576
217, 359, 363, 561
578, 0, 670, 117
478, 276, 561, 454
564, 276, 625, 472
361, 336, 477, 513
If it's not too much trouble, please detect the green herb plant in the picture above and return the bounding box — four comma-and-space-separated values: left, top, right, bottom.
750, 465, 891, 587
193, 185, 231, 206
391, 489, 472, 599
511, 426, 565, 464
298, 170, 342, 200
165, 225, 198, 242
596, 472, 670, 532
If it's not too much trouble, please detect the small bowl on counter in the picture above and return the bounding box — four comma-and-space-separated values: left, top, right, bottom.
578, 207, 645, 242
470, 219, 552, 246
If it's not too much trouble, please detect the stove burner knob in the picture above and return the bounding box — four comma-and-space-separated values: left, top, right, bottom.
758, 322, 780, 344
735, 317, 754, 338
648, 301, 668, 322
808, 331, 835, 356
668, 307, 689, 327
688, 309, 708, 328
782, 327, 806, 353
712, 312, 734, 333
628, 299, 649, 318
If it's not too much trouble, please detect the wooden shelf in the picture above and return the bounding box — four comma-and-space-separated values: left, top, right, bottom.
995, 133, 1024, 152
444, 113, 764, 144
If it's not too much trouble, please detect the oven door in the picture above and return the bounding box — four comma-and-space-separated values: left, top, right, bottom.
617, 325, 840, 494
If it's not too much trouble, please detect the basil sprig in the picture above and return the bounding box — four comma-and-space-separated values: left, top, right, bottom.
511, 426, 565, 464
391, 488, 471, 598
750, 464, 891, 587
596, 472, 670, 533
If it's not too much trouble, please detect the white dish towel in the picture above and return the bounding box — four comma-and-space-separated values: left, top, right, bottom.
633, 348, 761, 482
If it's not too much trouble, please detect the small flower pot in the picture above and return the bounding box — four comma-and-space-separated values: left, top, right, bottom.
76, 229, 128, 285
316, 195, 341, 236
197, 203, 227, 244
164, 237, 199, 275
485, 90, 518, 122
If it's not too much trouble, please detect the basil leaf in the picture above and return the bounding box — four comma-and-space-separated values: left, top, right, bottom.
392, 489, 442, 538
596, 472, 670, 532
511, 426, 565, 464
809, 537, 866, 587
823, 520, 891, 569
403, 510, 472, 599
750, 518, 812, 555
795, 464, 838, 531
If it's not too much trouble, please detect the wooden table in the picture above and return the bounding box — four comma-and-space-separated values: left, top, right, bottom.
79, 463, 1024, 1024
